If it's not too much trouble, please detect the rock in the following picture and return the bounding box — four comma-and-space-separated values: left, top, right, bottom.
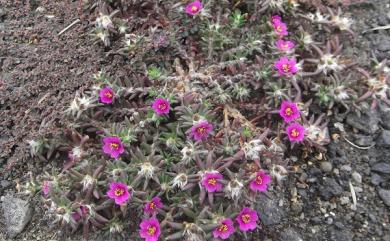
353, 134, 373, 146
340, 165, 352, 173
255, 196, 284, 226
376, 36, 390, 52
1, 180, 11, 188
371, 162, 390, 174
280, 228, 304, 241
320, 161, 333, 173
376, 130, 390, 147
319, 178, 343, 200
371, 173, 383, 185
346, 111, 379, 134
378, 189, 390, 206
352, 172, 362, 183
1, 195, 33, 238
379, 105, 390, 129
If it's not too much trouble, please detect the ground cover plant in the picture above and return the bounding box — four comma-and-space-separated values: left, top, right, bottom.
19, 0, 390, 240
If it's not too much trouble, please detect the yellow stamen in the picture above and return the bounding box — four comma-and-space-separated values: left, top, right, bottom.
282, 64, 290, 73
191, 6, 198, 12
242, 214, 251, 224
110, 143, 119, 150
197, 127, 206, 134
291, 129, 299, 137
114, 188, 124, 197
147, 226, 156, 235
149, 201, 156, 210
158, 104, 166, 110
285, 107, 293, 116
219, 224, 228, 232
208, 178, 217, 186
256, 175, 263, 185
104, 92, 113, 98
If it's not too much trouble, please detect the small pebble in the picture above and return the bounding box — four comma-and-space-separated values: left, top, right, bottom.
352, 172, 362, 183
321, 161, 333, 173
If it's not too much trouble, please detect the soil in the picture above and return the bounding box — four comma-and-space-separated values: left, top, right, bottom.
0, 0, 389, 241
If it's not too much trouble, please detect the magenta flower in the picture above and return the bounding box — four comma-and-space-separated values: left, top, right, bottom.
279, 101, 300, 122
236, 207, 258, 232
273, 21, 288, 37
99, 87, 114, 104
102, 136, 124, 159
286, 123, 305, 142
201, 172, 223, 193
271, 15, 282, 25
249, 171, 272, 192
274, 57, 298, 77
152, 98, 170, 115
107, 182, 130, 205
144, 197, 163, 215
185, 1, 203, 15
276, 39, 295, 52
139, 218, 161, 241
213, 218, 235, 240
42, 181, 50, 197
189, 120, 213, 141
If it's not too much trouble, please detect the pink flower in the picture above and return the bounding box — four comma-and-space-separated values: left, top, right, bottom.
279, 101, 300, 122
42, 181, 50, 197
102, 136, 125, 159
286, 123, 305, 142
139, 218, 161, 241
152, 98, 170, 115
236, 207, 258, 232
201, 172, 223, 192
271, 15, 282, 25
213, 218, 235, 240
99, 87, 114, 104
249, 171, 272, 192
189, 120, 213, 141
144, 197, 163, 215
185, 1, 203, 15
276, 39, 295, 52
107, 182, 130, 205
274, 57, 298, 77
273, 21, 288, 37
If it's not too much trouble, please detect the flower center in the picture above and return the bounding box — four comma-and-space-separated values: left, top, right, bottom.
282, 64, 290, 73
218, 224, 228, 232
158, 103, 167, 110
197, 127, 206, 134
191, 5, 198, 13
256, 175, 263, 185
104, 91, 113, 98
114, 188, 124, 197
110, 143, 119, 150
208, 178, 217, 186
276, 25, 282, 32
291, 129, 300, 137
149, 201, 156, 210
285, 107, 293, 116
147, 226, 156, 235
282, 43, 289, 50
242, 214, 251, 224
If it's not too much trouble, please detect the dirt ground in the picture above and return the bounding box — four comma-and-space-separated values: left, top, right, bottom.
0, 0, 389, 241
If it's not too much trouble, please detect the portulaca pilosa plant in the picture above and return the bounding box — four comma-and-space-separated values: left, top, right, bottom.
25, 0, 389, 240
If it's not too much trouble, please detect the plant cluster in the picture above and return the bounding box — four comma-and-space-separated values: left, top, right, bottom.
25, 0, 389, 240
